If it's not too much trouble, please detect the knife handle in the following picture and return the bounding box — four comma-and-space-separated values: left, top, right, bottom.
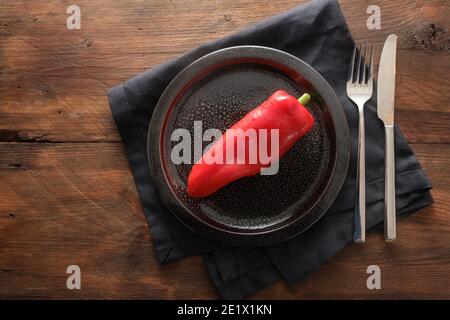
384, 125, 396, 241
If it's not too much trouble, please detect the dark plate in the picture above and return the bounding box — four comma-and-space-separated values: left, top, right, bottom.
148, 46, 349, 246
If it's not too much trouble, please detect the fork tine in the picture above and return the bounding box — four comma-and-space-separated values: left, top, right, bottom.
348, 43, 357, 83
362, 43, 369, 84
355, 42, 360, 84
368, 43, 374, 85
356, 42, 365, 84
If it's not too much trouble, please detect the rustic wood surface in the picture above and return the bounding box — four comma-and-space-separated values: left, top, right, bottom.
0, 0, 449, 299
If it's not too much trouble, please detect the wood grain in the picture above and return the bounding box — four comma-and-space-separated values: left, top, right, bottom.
0, 0, 449, 142
0, 0, 449, 299
0, 142, 216, 299
0, 142, 448, 299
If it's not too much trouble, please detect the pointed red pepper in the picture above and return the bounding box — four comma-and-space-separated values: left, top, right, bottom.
187, 90, 315, 197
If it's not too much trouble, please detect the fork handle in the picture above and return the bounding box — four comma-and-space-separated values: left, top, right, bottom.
384, 125, 396, 241
354, 108, 366, 243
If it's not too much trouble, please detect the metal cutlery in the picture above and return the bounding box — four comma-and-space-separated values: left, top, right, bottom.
346, 42, 374, 243
377, 34, 398, 241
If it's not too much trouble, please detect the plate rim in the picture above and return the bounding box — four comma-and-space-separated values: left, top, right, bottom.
148, 45, 350, 246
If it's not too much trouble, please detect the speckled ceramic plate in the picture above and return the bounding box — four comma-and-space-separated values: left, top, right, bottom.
148, 46, 349, 246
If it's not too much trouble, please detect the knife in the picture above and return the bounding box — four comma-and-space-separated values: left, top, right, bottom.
377, 34, 397, 241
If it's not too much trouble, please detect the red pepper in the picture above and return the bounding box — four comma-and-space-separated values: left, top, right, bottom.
187, 90, 315, 197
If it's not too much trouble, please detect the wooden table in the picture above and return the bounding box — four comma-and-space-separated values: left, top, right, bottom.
1, 0, 449, 299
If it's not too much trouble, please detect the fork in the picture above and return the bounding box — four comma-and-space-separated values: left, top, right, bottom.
346, 42, 374, 243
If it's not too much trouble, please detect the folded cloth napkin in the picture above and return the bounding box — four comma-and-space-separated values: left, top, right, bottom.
107, 0, 432, 299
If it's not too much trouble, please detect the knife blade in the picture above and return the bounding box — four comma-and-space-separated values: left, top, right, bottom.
377, 34, 397, 241
377, 34, 397, 125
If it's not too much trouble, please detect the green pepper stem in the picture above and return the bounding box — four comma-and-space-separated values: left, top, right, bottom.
298, 93, 311, 105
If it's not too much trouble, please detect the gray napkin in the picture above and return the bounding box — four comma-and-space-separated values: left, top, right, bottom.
107, 0, 432, 299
